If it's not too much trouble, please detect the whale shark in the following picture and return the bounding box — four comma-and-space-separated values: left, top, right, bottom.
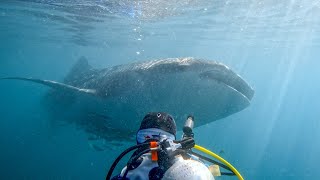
1, 57, 254, 144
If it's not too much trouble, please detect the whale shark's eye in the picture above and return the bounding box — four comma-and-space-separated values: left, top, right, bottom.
157, 113, 161, 118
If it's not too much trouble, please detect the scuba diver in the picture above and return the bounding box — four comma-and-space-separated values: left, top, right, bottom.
106, 112, 244, 180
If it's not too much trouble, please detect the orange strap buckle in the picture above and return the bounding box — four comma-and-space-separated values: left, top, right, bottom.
150, 141, 158, 161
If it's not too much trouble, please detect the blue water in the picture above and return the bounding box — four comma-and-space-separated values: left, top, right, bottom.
1, 0, 320, 179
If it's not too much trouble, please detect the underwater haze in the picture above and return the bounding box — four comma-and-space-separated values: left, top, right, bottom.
1, 0, 320, 179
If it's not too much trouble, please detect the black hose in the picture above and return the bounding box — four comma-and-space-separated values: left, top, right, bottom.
106, 142, 149, 180
221, 172, 236, 176
190, 151, 235, 176
123, 148, 151, 178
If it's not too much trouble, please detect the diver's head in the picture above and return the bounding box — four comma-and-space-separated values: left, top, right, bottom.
136, 112, 176, 144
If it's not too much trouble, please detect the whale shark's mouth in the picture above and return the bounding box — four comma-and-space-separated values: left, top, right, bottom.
0, 57, 254, 144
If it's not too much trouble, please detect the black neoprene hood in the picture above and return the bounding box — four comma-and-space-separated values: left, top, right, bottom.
139, 112, 177, 136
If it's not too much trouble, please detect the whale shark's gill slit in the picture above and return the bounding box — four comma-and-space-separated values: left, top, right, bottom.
0, 77, 98, 97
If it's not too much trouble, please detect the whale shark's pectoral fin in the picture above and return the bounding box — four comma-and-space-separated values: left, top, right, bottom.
0, 77, 98, 96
